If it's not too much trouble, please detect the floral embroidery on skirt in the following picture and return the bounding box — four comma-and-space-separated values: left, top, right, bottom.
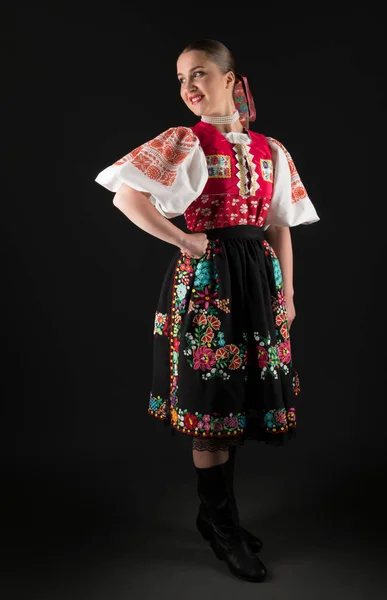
149, 225, 299, 446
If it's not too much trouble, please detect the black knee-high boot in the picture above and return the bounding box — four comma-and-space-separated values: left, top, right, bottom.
196, 447, 263, 553
195, 460, 267, 582
226, 446, 263, 552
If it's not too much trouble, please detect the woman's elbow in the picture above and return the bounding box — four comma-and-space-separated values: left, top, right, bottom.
269, 225, 289, 233
113, 184, 150, 207
113, 183, 132, 207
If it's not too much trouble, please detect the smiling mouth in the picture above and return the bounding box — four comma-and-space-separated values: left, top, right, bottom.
190, 95, 204, 105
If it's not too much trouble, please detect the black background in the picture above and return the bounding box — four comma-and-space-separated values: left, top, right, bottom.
2, 5, 386, 598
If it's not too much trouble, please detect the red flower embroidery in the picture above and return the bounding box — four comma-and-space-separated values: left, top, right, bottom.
184, 413, 198, 429
193, 346, 216, 371
180, 259, 193, 273
278, 341, 291, 364
278, 290, 285, 306
163, 316, 170, 335
224, 416, 239, 429
224, 344, 239, 354
280, 322, 289, 339
274, 410, 287, 425
257, 347, 268, 368
202, 327, 214, 343
215, 347, 230, 360
193, 286, 218, 310
229, 355, 242, 370
207, 315, 221, 330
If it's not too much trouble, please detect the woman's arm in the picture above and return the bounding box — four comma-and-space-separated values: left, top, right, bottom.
265, 225, 296, 327
112, 183, 208, 259
113, 183, 187, 248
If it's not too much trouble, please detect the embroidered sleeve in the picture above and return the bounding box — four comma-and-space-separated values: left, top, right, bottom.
264, 137, 320, 228
95, 127, 208, 219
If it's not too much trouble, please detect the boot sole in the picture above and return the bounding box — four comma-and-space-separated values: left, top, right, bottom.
210, 537, 267, 582
199, 520, 267, 582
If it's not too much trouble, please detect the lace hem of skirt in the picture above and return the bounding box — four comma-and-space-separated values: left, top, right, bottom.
192, 437, 239, 452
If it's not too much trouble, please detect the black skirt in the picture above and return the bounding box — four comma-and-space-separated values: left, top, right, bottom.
148, 225, 300, 447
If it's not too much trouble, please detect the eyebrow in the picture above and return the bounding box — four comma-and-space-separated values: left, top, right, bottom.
177, 65, 205, 77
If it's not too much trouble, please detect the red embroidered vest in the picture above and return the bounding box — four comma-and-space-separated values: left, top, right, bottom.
184, 121, 274, 232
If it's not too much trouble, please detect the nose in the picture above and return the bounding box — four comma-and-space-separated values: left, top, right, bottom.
181, 76, 198, 93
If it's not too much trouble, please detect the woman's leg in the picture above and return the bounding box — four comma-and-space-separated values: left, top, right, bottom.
192, 436, 266, 582
192, 437, 237, 468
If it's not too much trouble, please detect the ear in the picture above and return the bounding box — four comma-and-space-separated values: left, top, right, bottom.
225, 71, 235, 88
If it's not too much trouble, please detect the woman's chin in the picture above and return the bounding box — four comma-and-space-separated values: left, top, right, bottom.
189, 100, 207, 117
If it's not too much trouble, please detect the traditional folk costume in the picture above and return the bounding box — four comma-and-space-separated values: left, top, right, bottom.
95, 81, 319, 450
95, 75, 319, 582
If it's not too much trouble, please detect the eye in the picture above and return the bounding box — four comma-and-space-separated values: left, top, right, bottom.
178, 71, 205, 85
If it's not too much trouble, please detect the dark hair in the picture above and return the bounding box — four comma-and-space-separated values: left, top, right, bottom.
180, 39, 237, 78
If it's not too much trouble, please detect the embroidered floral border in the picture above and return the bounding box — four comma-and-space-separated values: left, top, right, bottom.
149, 239, 299, 438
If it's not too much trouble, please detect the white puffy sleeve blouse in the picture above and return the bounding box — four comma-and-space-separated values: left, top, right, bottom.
95, 126, 319, 227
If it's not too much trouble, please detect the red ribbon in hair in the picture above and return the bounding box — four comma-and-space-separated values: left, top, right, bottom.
233, 74, 256, 126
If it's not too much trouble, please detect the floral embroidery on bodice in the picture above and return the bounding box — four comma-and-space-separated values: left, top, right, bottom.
95, 122, 319, 229
184, 122, 273, 232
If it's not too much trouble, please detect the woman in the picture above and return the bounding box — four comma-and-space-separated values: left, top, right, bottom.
95, 39, 319, 582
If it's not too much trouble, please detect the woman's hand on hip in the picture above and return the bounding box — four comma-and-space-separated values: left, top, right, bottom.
179, 232, 209, 259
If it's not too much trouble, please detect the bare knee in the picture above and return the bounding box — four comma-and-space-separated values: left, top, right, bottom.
192, 448, 229, 468
192, 438, 238, 468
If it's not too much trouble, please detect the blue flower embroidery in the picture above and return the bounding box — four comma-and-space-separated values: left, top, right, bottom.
217, 331, 226, 347
194, 260, 214, 288
238, 415, 246, 428
176, 283, 187, 299
264, 412, 276, 428
272, 258, 283, 289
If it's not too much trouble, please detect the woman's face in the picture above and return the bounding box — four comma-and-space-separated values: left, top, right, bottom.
176, 50, 234, 117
